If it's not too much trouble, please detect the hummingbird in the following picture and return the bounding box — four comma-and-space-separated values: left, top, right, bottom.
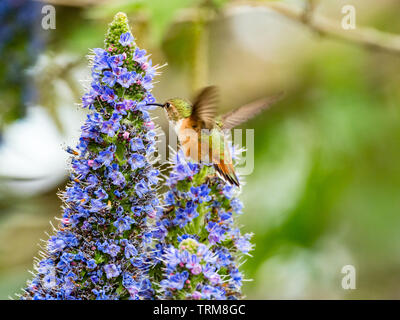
148, 86, 283, 187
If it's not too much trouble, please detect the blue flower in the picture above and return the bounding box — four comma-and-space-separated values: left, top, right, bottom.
164, 247, 181, 269
128, 153, 146, 170
104, 264, 120, 279
152, 149, 252, 299
222, 185, 234, 199
22, 13, 161, 300
72, 159, 90, 177
82, 91, 96, 108
105, 243, 121, 257
107, 54, 124, 69
160, 271, 189, 290
164, 191, 175, 206
134, 47, 146, 63
96, 146, 114, 167
86, 259, 97, 270
185, 254, 202, 275
47, 237, 66, 253
117, 70, 137, 88
122, 241, 138, 259
235, 235, 253, 253
230, 198, 243, 214
119, 32, 135, 46
116, 206, 124, 215
114, 216, 135, 233
100, 86, 116, 103
101, 120, 120, 137
42, 274, 57, 289
108, 163, 126, 186
184, 201, 198, 220
135, 179, 149, 197
131, 206, 142, 216
94, 187, 108, 200
102, 71, 116, 87
93, 48, 109, 71
130, 137, 145, 151
90, 198, 107, 212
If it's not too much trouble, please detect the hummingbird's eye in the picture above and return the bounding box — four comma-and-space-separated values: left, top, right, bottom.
165, 103, 170, 108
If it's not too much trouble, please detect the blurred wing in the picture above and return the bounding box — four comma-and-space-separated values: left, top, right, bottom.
221, 92, 284, 130
192, 86, 219, 129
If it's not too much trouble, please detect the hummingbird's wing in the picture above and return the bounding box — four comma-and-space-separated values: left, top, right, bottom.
221, 92, 284, 130
191, 86, 219, 129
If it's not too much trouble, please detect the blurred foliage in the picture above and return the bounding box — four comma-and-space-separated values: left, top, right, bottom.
0, 0, 45, 132
1, 0, 400, 299
88, 0, 198, 43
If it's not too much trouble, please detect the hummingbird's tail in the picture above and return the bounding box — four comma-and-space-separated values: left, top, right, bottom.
213, 162, 240, 187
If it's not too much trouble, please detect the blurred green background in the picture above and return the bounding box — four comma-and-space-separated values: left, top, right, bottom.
1, 0, 400, 299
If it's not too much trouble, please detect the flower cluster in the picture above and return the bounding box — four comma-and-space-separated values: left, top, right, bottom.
151, 151, 253, 300
21, 13, 161, 300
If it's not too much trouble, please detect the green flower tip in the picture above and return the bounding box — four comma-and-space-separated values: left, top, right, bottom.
105, 12, 132, 49
113, 12, 128, 26
179, 238, 199, 254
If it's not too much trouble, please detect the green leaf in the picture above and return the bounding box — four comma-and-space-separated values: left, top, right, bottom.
115, 142, 126, 164
94, 251, 106, 264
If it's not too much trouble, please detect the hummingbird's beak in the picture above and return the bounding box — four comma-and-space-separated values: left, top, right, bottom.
145, 103, 164, 108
